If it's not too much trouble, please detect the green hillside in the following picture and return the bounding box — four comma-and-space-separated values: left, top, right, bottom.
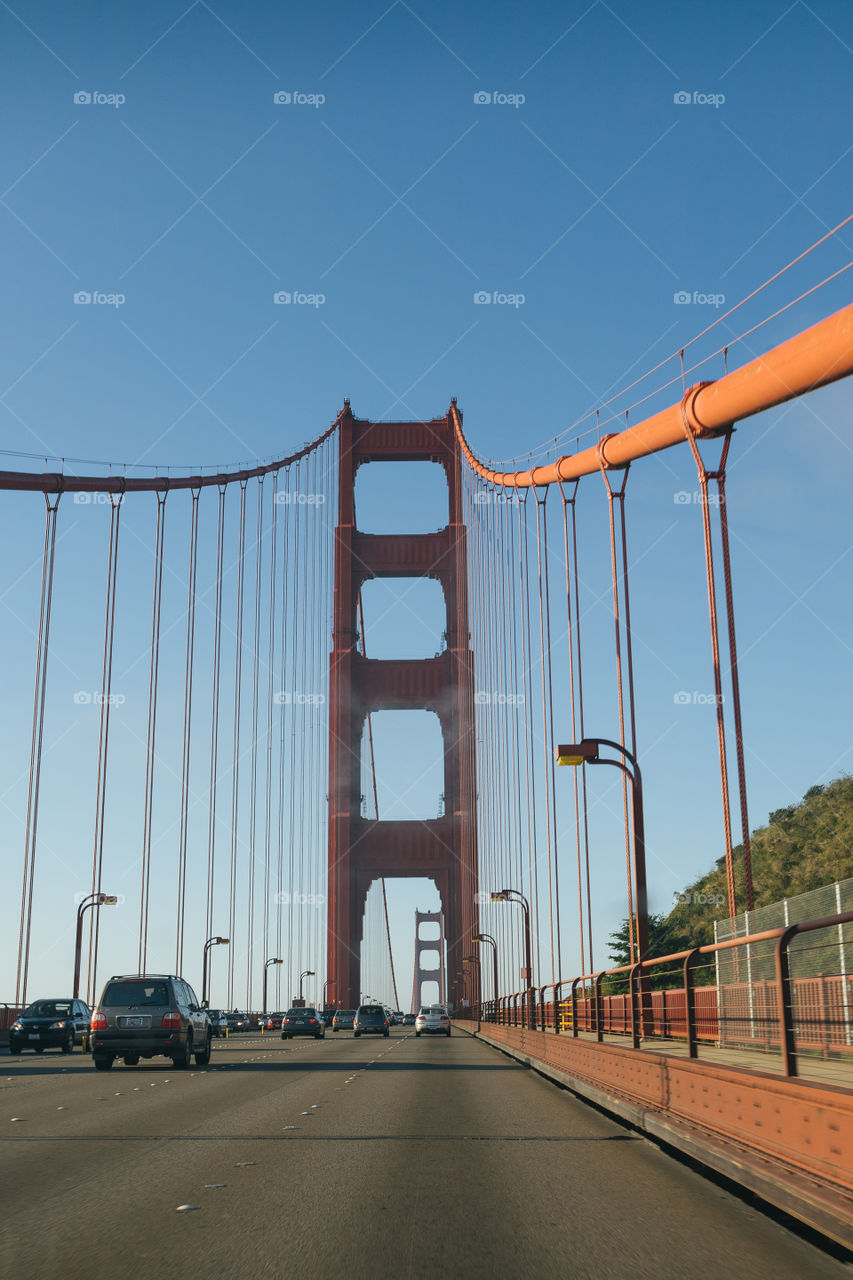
664, 775, 853, 951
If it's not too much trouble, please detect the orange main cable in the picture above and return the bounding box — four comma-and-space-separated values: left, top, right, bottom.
450, 302, 853, 484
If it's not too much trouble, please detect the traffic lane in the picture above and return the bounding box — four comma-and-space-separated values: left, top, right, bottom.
0, 1030, 396, 1259
251, 1030, 849, 1280
1, 1030, 848, 1280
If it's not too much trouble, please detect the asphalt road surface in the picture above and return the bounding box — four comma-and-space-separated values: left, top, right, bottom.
1, 1026, 848, 1279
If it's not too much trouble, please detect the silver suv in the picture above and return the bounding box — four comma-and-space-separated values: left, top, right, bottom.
89, 974, 211, 1071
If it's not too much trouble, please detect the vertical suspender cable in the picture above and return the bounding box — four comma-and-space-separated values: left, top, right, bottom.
263, 470, 280, 991
228, 480, 248, 1008
558, 480, 590, 975
246, 477, 264, 1009
599, 462, 636, 962
176, 487, 201, 974
16, 492, 61, 1008
205, 485, 227, 948
517, 494, 541, 980
277, 466, 292, 996
88, 491, 124, 1004
139, 492, 167, 974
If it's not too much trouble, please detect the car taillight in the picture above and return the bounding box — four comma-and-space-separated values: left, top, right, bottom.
161, 1012, 182, 1029
91, 1013, 106, 1030
308, 1018, 317, 1024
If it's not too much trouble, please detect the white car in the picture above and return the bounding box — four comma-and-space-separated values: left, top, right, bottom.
415, 1005, 451, 1037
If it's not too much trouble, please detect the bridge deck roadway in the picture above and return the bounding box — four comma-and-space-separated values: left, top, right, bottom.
1, 1030, 848, 1279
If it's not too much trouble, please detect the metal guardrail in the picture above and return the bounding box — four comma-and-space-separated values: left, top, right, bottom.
473, 909, 853, 1078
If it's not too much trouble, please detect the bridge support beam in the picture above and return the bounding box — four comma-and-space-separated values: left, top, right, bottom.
327, 403, 478, 1009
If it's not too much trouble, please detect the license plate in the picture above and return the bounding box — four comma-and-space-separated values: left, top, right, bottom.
119, 1015, 149, 1028
28, 1034, 39, 1040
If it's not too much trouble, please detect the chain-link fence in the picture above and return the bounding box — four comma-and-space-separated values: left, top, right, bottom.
714, 878, 853, 1052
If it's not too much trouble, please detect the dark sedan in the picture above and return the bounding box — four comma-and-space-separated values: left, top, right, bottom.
280, 1008, 325, 1039
9, 998, 91, 1055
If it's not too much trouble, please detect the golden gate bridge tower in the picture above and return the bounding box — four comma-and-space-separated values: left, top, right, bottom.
326, 401, 478, 1009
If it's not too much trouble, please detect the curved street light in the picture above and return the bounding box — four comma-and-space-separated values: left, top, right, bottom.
73, 892, 118, 999
299, 969, 315, 1002
202, 935, 229, 1007
263, 957, 283, 1016
557, 737, 651, 1035
472, 931, 500, 1021
491, 888, 534, 1029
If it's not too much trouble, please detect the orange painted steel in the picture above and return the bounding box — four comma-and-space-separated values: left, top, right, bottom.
450, 301, 853, 486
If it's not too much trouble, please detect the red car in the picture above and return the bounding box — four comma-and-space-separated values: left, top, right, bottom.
265, 1012, 284, 1030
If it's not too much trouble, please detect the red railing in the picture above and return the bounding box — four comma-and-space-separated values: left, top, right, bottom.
473, 910, 853, 1077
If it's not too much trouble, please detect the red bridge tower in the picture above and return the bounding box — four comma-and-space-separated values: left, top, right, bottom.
327, 402, 478, 1008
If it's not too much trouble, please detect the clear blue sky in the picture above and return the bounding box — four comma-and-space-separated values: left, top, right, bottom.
2, 1, 852, 1008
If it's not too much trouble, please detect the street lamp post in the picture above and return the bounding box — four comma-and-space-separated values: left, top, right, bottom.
557, 738, 651, 1034
299, 969, 315, 1002
491, 889, 535, 1029
73, 893, 118, 999
472, 932, 500, 1022
463, 954, 482, 1031
323, 978, 336, 1009
202, 936, 229, 1007
263, 957, 283, 1017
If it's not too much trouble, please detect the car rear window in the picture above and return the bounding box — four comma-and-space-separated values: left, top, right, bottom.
102, 981, 169, 1006
358, 1006, 383, 1015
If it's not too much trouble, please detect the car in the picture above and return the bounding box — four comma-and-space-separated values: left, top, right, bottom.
234, 1013, 254, 1033
332, 1008, 355, 1032
415, 1005, 451, 1037
280, 1007, 325, 1039
205, 1008, 227, 1038
223, 1013, 242, 1034
353, 1005, 389, 1038
89, 974, 211, 1071
393, 1011, 405, 1024
403, 1013, 416, 1026
8, 998, 91, 1055
265, 1012, 285, 1031
320, 1009, 336, 1027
